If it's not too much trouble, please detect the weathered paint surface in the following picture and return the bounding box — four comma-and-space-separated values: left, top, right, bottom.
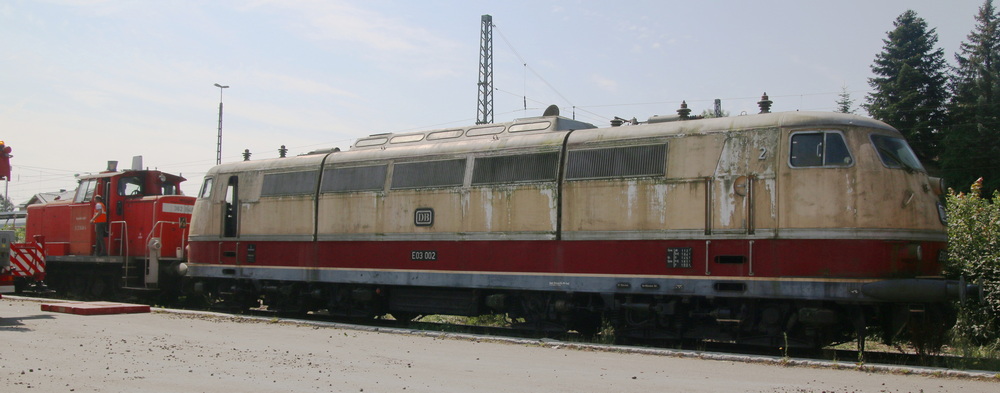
188, 112, 946, 282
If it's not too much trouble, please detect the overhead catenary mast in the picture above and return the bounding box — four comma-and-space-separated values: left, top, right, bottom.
476, 14, 494, 125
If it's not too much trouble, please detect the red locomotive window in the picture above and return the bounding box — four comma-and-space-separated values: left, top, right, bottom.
74, 179, 97, 203
118, 176, 143, 196
789, 131, 853, 168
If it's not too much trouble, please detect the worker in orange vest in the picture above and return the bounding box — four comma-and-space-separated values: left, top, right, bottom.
91, 195, 108, 256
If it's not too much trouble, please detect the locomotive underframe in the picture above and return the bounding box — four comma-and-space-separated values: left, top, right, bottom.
185, 264, 954, 347
39, 256, 187, 300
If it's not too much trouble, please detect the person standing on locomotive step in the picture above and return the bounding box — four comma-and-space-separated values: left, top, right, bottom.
91, 195, 108, 256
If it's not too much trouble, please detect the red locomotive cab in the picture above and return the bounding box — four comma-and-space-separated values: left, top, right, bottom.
25, 161, 197, 295
26, 166, 195, 260
103, 170, 195, 259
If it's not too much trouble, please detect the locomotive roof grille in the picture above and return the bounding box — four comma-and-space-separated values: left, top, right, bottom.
351, 115, 596, 151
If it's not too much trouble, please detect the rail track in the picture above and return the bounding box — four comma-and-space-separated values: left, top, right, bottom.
14, 289, 999, 375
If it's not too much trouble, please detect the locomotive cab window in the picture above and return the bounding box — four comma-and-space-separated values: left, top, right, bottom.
74, 179, 97, 203
162, 182, 178, 196
789, 131, 853, 168
118, 176, 143, 196
198, 178, 214, 199
870, 134, 925, 172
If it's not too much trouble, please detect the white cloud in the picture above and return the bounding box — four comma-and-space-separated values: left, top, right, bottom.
244, 0, 462, 60
591, 74, 618, 93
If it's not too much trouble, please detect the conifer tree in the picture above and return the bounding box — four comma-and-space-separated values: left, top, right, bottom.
835, 85, 855, 114
943, 0, 1000, 194
864, 10, 949, 166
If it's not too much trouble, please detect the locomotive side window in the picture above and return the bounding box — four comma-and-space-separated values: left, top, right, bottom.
565, 144, 667, 180
261, 170, 319, 197
118, 176, 143, 196
789, 131, 853, 168
321, 165, 388, 193
471, 152, 560, 185
198, 178, 214, 199
870, 134, 925, 172
390, 159, 466, 190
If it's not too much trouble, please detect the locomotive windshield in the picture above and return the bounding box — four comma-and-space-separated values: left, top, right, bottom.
870, 134, 925, 172
74, 179, 97, 202
198, 178, 213, 199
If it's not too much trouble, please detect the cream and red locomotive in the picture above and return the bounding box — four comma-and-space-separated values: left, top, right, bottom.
185, 103, 967, 346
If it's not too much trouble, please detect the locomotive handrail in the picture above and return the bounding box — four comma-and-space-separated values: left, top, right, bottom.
704, 240, 711, 276
143, 220, 182, 257
704, 177, 713, 236
747, 175, 755, 235
109, 220, 128, 257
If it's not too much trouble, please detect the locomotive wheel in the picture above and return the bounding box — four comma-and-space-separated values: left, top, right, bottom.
568, 311, 603, 337
89, 277, 107, 299
906, 305, 951, 355
69, 275, 89, 299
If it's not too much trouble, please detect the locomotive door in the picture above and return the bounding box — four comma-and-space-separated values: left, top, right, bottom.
708, 129, 778, 276
220, 175, 240, 266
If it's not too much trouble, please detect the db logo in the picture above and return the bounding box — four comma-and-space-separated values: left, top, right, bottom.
414, 208, 434, 227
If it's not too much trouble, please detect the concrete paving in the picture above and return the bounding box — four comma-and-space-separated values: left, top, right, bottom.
2, 297, 997, 392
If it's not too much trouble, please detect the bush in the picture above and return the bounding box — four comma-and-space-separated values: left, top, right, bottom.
945, 178, 1000, 346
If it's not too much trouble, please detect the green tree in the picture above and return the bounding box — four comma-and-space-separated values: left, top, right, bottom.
945, 178, 1000, 347
699, 109, 730, 118
0, 194, 13, 212
943, 0, 1000, 195
864, 10, 949, 165
835, 85, 855, 114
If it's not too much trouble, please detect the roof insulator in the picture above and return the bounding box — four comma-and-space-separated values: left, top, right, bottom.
758, 92, 772, 114
677, 101, 691, 120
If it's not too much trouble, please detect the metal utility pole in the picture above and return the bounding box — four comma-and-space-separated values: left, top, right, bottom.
214, 83, 230, 165
476, 14, 494, 125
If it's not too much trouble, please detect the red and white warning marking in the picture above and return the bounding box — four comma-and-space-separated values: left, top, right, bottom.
41, 301, 151, 315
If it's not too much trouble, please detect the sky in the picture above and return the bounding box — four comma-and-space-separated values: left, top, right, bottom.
0, 0, 989, 207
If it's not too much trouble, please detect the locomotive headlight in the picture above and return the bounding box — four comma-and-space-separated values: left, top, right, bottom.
937, 201, 948, 225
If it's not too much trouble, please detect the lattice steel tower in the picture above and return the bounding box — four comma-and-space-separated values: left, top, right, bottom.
476, 14, 494, 125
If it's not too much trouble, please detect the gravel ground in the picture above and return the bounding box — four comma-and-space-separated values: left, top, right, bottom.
1, 297, 998, 393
